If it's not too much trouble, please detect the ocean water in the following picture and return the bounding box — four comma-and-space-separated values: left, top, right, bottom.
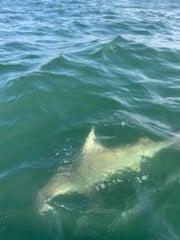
0, 0, 180, 239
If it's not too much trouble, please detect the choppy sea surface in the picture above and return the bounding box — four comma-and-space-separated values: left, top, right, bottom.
0, 0, 180, 239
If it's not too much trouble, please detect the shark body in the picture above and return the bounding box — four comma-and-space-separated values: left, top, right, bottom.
37, 128, 177, 213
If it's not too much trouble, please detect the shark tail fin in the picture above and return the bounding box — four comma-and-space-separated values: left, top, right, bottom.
37, 191, 53, 214
82, 127, 102, 154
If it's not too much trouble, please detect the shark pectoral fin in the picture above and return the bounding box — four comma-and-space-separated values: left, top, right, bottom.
82, 127, 102, 155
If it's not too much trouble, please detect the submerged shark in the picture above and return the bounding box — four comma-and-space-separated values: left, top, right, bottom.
37, 128, 179, 213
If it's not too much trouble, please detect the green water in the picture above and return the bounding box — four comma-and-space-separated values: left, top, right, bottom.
0, 0, 180, 239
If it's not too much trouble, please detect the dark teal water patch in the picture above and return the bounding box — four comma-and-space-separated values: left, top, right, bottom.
0, 0, 180, 239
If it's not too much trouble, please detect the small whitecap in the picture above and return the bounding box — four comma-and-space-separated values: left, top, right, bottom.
55, 152, 60, 156
121, 211, 127, 218
100, 183, 106, 189
117, 179, 123, 183
142, 175, 149, 181
136, 177, 142, 183
64, 160, 70, 164
121, 121, 126, 127
96, 185, 99, 191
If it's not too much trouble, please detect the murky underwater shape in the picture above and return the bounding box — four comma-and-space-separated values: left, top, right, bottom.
0, 0, 180, 239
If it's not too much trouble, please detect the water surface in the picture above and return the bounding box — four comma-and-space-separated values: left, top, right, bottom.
0, 0, 180, 239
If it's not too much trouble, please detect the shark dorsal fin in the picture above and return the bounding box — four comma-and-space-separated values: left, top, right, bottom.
83, 127, 102, 155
